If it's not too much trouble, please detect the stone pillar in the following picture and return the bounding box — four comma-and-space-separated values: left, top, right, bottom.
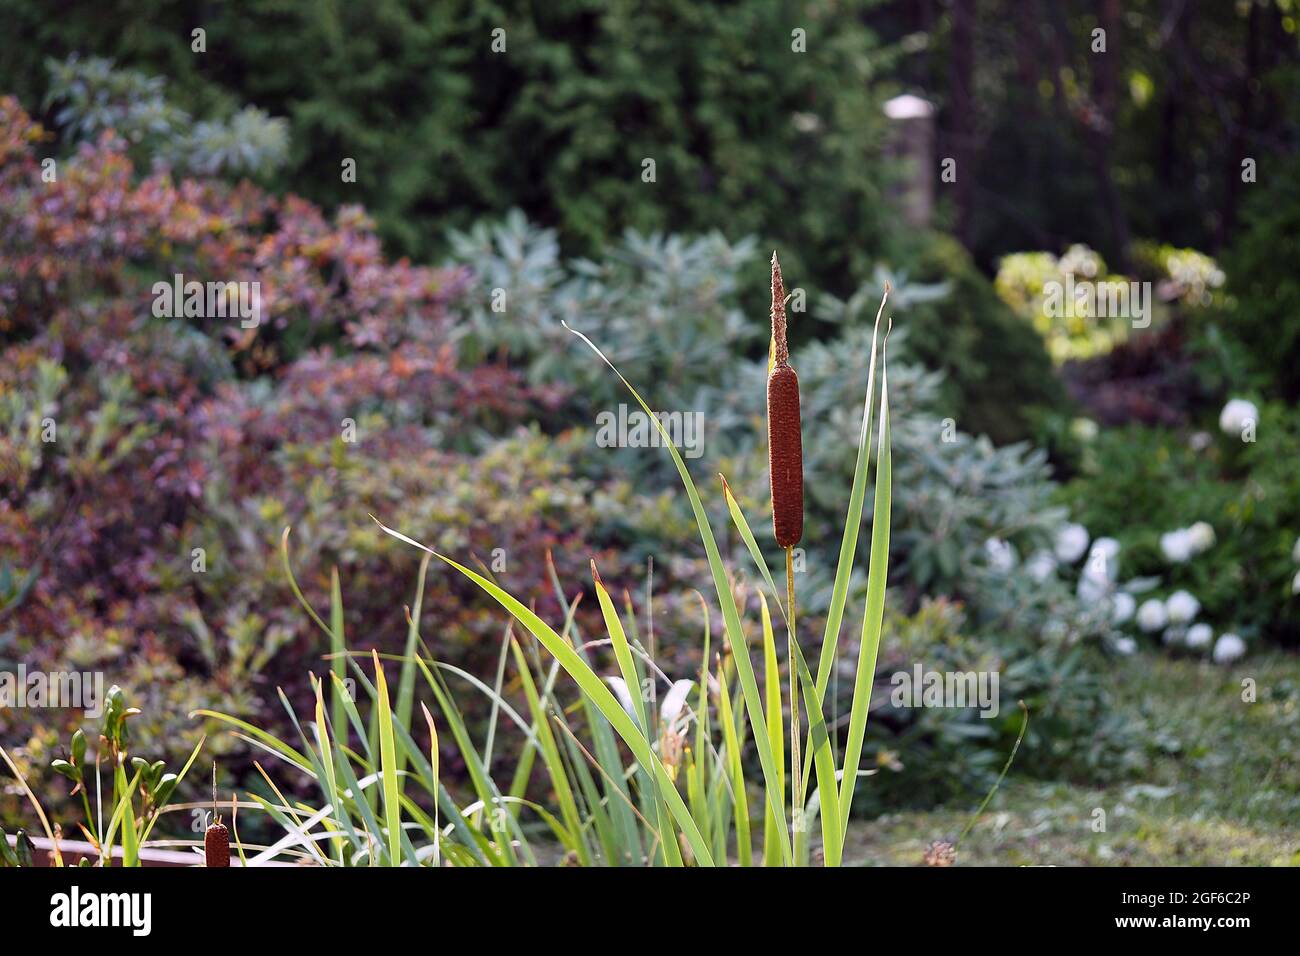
882, 94, 936, 230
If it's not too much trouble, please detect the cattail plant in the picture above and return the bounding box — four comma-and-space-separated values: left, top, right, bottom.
215, 250, 909, 868
205, 763, 230, 868
766, 251, 806, 859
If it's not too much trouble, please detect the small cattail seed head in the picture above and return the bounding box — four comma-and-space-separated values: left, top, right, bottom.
205, 820, 230, 868
767, 251, 803, 549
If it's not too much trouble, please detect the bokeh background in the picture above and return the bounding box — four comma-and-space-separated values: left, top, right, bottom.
2, 1, 1299, 863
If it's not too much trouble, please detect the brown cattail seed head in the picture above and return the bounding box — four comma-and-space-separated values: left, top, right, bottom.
767, 251, 803, 549
205, 820, 230, 868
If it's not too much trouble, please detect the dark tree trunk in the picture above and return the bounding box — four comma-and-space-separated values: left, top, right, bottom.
1217, 0, 1259, 248
1088, 0, 1131, 269
949, 0, 976, 248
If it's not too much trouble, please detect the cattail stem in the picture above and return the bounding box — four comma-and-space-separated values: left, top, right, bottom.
786, 545, 803, 865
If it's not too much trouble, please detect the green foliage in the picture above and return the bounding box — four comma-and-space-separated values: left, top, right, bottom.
0, 687, 203, 867
905, 236, 1068, 443
996, 244, 1138, 364
43, 54, 184, 144
448, 210, 761, 413
858, 599, 1140, 812
44, 55, 289, 180
1059, 407, 1300, 648
849, 642, 1300, 866
1218, 150, 1300, 401
5, 2, 899, 282
890, 428, 1066, 600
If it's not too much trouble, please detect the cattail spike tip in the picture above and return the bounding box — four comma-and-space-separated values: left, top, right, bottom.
770, 252, 788, 366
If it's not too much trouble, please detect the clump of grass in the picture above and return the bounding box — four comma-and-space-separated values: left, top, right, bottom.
1, 687, 204, 867
198, 256, 897, 866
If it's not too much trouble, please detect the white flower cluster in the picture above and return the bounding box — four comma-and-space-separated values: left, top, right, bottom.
1159, 521, 1215, 564
1055, 523, 1090, 563
1078, 537, 1120, 604
1212, 633, 1246, 664
1135, 587, 1243, 663
983, 537, 1018, 573
1218, 398, 1258, 438
1046, 521, 1245, 665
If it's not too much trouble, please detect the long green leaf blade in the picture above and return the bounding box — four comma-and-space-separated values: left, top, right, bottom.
837, 336, 893, 838
372, 650, 404, 865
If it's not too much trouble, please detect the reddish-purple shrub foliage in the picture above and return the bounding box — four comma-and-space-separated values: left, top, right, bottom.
0, 97, 630, 819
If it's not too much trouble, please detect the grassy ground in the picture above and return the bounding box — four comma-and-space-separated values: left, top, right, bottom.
845, 650, 1300, 866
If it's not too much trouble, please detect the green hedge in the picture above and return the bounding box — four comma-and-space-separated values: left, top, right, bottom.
4, 0, 899, 291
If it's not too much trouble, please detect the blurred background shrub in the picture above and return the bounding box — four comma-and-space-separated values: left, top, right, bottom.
44, 55, 289, 180
1, 0, 902, 294
1060, 406, 1300, 650
1217, 150, 1300, 402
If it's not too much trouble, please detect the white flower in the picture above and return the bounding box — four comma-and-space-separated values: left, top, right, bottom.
1187, 521, 1216, 554
1111, 592, 1136, 625
1185, 623, 1213, 649
1212, 633, 1246, 664
1162, 626, 1186, 647
1218, 398, 1258, 437
1084, 537, 1121, 583
659, 679, 696, 727
1160, 528, 1194, 563
1091, 537, 1120, 563
1113, 636, 1137, 656
1077, 561, 1114, 603
1054, 523, 1090, 563
605, 676, 637, 717
984, 537, 1017, 573
1292, 535, 1300, 564
1165, 590, 1200, 624
1078, 577, 1106, 604
1025, 551, 1057, 582
1071, 418, 1099, 443
1136, 599, 1168, 633
1293, 569, 1300, 596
